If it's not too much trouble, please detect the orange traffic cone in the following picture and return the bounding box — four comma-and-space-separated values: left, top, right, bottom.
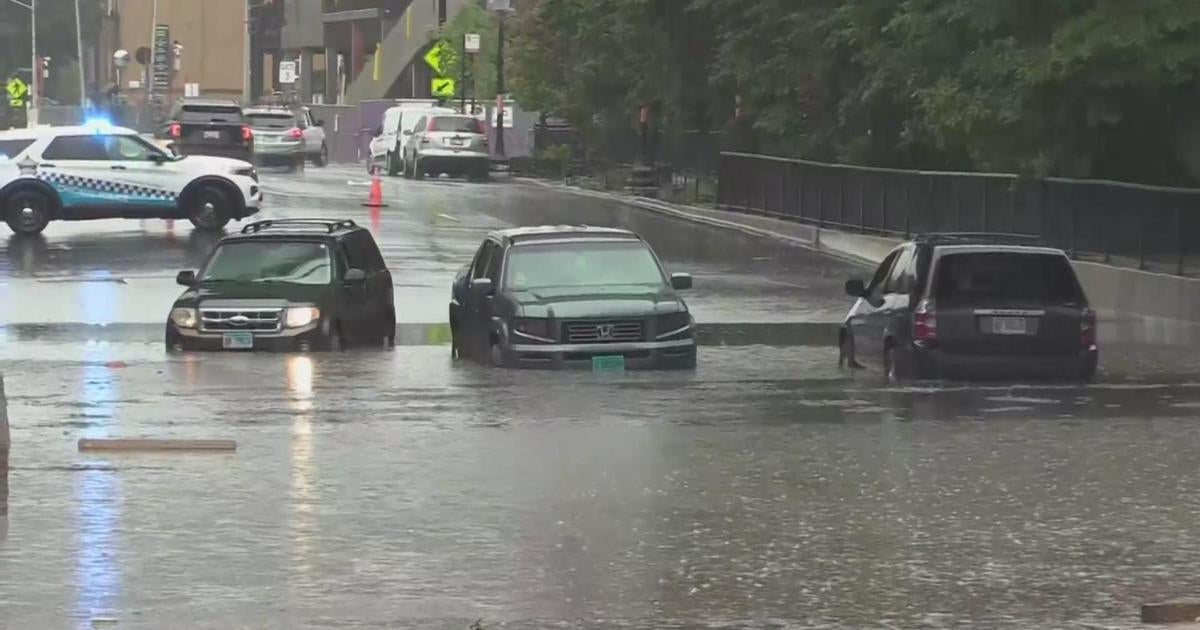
362, 165, 388, 208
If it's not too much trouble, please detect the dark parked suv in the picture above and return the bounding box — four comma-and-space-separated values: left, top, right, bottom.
449, 226, 696, 369
165, 219, 395, 352
839, 233, 1098, 381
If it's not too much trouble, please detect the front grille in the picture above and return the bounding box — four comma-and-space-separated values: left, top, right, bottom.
200, 308, 282, 332
563, 320, 643, 343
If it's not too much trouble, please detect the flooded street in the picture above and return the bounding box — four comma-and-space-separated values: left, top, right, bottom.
2, 167, 1199, 629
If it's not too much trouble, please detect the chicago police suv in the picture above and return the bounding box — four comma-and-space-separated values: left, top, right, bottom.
0, 121, 262, 235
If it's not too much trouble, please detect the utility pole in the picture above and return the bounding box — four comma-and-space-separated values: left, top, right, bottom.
74, 0, 85, 108
29, 0, 37, 126
242, 0, 251, 103
459, 34, 466, 113
494, 15, 505, 158
146, 0, 157, 111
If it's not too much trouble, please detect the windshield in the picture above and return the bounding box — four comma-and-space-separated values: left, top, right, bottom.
933, 252, 1083, 304
202, 241, 332, 285
246, 113, 296, 129
505, 241, 666, 290
429, 116, 483, 134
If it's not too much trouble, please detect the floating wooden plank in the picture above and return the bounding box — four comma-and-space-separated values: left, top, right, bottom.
78, 438, 237, 452
1142, 600, 1200, 624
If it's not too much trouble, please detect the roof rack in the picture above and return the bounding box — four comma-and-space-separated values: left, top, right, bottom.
914, 232, 1044, 245
240, 219, 358, 235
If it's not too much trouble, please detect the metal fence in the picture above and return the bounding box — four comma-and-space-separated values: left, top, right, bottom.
717, 151, 1200, 276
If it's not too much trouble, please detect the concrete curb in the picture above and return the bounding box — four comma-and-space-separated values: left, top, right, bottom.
517, 178, 881, 268
78, 438, 237, 452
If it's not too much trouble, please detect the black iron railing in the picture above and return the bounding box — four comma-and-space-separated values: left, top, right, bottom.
717, 152, 1200, 275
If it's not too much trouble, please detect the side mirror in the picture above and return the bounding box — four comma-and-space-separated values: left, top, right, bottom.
471, 277, 495, 297
374, 125, 383, 137
670, 272, 693, 290
344, 268, 367, 283
149, 152, 169, 164
315, 119, 324, 127
844, 278, 866, 297
176, 270, 196, 286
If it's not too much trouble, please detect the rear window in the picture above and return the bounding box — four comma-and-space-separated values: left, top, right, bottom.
179, 105, 243, 123
246, 113, 296, 129
429, 116, 483, 134
933, 252, 1083, 304
0, 139, 34, 160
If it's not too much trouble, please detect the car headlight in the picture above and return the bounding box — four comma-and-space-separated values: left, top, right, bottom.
512, 317, 553, 340
656, 311, 693, 338
170, 307, 198, 329
285, 306, 320, 328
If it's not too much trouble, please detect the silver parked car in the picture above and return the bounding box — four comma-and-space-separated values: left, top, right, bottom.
402, 114, 490, 182
244, 107, 305, 171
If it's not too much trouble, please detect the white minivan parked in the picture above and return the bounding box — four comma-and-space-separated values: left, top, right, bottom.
368, 101, 457, 176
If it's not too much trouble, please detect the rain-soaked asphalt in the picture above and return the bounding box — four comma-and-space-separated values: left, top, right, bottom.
3, 166, 1200, 629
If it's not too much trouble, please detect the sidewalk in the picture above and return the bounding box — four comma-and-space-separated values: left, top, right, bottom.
519, 178, 892, 268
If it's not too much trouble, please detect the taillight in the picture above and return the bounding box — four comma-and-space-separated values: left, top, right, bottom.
1081, 308, 1097, 350
287, 127, 303, 139
168, 123, 181, 138
913, 298, 937, 344
241, 125, 253, 142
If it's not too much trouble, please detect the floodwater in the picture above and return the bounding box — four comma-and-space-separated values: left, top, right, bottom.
1, 166, 1198, 629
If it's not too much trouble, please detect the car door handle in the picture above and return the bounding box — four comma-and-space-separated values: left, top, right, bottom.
40, 163, 56, 168
110, 165, 127, 170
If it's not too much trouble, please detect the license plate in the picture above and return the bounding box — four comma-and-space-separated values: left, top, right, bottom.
203, 130, 221, 139
592, 355, 625, 372
222, 332, 254, 349
991, 317, 1027, 335
449, 138, 464, 147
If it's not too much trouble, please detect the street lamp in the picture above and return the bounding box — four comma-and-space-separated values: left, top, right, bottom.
488, 0, 514, 161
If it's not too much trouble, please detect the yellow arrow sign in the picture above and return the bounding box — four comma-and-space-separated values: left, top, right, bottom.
423, 41, 453, 75
431, 77, 456, 98
6, 78, 27, 100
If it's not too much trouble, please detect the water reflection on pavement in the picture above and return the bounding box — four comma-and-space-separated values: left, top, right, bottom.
0, 167, 1198, 629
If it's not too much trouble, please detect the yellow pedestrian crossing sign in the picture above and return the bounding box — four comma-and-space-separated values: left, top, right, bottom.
6, 77, 28, 108
423, 41, 453, 75
431, 77, 456, 98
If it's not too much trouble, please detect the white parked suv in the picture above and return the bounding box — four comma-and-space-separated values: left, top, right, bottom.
0, 122, 262, 235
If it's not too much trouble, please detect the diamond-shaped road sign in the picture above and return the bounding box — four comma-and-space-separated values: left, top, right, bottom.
423, 41, 453, 76
431, 77, 456, 98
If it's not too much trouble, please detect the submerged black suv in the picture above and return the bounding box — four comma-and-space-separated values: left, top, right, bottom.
165, 219, 395, 351
449, 226, 696, 369
839, 233, 1098, 381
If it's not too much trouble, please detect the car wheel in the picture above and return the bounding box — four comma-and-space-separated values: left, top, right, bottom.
4, 189, 53, 236
413, 158, 425, 180
325, 325, 345, 351
164, 323, 182, 353
450, 324, 461, 359
884, 344, 917, 382
489, 341, 508, 368
186, 185, 232, 231
386, 152, 400, 177
312, 144, 327, 167
383, 310, 396, 347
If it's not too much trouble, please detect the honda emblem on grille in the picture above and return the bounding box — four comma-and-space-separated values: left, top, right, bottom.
229, 315, 250, 326
596, 324, 614, 339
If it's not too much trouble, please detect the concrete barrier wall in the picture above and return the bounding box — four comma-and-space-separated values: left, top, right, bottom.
1, 374, 8, 517
805, 225, 1200, 339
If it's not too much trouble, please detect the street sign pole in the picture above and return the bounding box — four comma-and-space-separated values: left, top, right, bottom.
459, 34, 466, 112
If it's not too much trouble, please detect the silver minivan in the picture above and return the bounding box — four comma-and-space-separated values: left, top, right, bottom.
402, 114, 490, 182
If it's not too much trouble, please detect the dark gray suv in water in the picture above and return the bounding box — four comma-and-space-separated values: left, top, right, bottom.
449, 226, 696, 369
839, 233, 1098, 381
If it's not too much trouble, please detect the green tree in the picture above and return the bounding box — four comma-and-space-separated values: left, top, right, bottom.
435, 2, 499, 106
